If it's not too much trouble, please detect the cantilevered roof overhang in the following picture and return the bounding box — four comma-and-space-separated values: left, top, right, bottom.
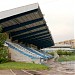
0, 3, 54, 49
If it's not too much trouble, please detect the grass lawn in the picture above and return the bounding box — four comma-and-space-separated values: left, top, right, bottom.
0, 62, 49, 70
58, 55, 75, 62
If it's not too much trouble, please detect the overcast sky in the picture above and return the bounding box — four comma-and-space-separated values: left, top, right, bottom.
0, 0, 74, 43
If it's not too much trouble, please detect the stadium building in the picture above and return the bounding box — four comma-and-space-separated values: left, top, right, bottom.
0, 3, 54, 64
56, 39, 75, 48
41, 39, 75, 52
41, 44, 75, 52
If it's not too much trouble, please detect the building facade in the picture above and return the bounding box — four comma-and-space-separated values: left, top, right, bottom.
0, 3, 54, 64
56, 39, 75, 48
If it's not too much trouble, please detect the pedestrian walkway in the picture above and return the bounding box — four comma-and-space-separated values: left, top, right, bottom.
0, 61, 75, 75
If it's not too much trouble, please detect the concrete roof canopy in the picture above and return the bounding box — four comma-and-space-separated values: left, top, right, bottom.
0, 3, 54, 49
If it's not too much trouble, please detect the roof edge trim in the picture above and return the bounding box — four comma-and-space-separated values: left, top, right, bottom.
0, 3, 38, 19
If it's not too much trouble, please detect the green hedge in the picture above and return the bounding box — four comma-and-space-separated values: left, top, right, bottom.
57, 50, 74, 55
48, 50, 75, 56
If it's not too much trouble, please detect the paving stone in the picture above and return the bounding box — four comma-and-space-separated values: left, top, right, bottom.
27, 70, 43, 75
12, 70, 30, 75
0, 70, 13, 75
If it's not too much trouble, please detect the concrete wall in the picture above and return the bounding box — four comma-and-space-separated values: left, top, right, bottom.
9, 47, 32, 62
8, 47, 41, 64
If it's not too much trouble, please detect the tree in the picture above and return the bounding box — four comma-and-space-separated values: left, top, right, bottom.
0, 26, 8, 63
0, 26, 2, 33
0, 26, 7, 47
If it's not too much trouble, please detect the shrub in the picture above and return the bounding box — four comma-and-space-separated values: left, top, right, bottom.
0, 26, 9, 63
48, 50, 74, 56
0, 47, 9, 63
0, 33, 7, 47
48, 52, 54, 56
